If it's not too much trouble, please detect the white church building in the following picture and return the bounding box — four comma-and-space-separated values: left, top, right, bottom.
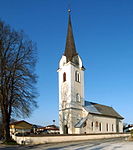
57, 11, 124, 134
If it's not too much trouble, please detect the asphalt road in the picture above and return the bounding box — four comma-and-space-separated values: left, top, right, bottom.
0, 138, 133, 150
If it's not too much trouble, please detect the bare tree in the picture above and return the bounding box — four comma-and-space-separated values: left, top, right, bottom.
0, 20, 38, 142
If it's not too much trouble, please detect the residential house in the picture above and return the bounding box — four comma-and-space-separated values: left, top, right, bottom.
10, 120, 32, 135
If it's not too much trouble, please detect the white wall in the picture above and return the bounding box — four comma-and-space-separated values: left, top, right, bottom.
12, 133, 130, 145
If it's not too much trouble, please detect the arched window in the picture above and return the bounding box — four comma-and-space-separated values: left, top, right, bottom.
91, 122, 93, 131
112, 124, 114, 132
75, 71, 80, 82
76, 93, 80, 102
63, 72, 66, 82
106, 123, 109, 132
99, 122, 102, 131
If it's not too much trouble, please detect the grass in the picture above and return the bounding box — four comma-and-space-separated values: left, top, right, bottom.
2, 139, 18, 145
127, 130, 133, 141
131, 130, 133, 138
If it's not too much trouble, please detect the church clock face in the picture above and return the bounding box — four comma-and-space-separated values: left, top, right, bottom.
61, 83, 68, 102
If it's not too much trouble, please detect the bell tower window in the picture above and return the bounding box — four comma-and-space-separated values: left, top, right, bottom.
63, 72, 66, 82
75, 71, 80, 82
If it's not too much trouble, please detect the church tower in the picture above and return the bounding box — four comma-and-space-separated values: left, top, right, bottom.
58, 10, 85, 134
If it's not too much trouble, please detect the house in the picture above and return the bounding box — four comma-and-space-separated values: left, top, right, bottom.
57, 10, 124, 134
10, 120, 32, 135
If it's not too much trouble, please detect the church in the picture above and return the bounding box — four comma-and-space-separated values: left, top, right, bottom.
57, 11, 124, 134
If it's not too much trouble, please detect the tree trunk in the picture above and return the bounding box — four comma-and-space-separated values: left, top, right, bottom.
2, 111, 11, 142
5, 120, 10, 142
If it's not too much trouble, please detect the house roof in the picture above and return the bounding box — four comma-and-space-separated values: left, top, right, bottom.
10, 120, 32, 126
45, 125, 57, 128
64, 10, 78, 62
84, 101, 124, 119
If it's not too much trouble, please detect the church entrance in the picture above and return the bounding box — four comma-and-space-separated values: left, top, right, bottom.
64, 125, 68, 134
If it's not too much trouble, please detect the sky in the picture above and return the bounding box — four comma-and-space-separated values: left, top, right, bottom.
0, 0, 133, 126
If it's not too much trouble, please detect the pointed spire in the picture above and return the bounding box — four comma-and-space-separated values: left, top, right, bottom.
64, 9, 78, 62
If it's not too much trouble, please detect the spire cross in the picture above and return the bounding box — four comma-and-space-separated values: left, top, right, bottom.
68, 9, 71, 15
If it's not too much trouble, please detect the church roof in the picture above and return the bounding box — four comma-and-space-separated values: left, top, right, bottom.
64, 11, 78, 62
75, 117, 87, 128
84, 101, 124, 119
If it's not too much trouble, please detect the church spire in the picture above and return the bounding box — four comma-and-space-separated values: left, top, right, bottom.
64, 9, 78, 62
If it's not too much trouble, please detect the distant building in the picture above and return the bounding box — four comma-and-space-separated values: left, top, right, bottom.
124, 124, 133, 132
45, 125, 59, 134
37, 125, 59, 134
58, 11, 124, 134
10, 120, 32, 135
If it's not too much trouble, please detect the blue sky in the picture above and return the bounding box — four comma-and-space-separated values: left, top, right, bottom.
0, 0, 133, 126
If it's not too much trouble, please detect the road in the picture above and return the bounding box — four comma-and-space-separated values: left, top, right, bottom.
0, 138, 133, 150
